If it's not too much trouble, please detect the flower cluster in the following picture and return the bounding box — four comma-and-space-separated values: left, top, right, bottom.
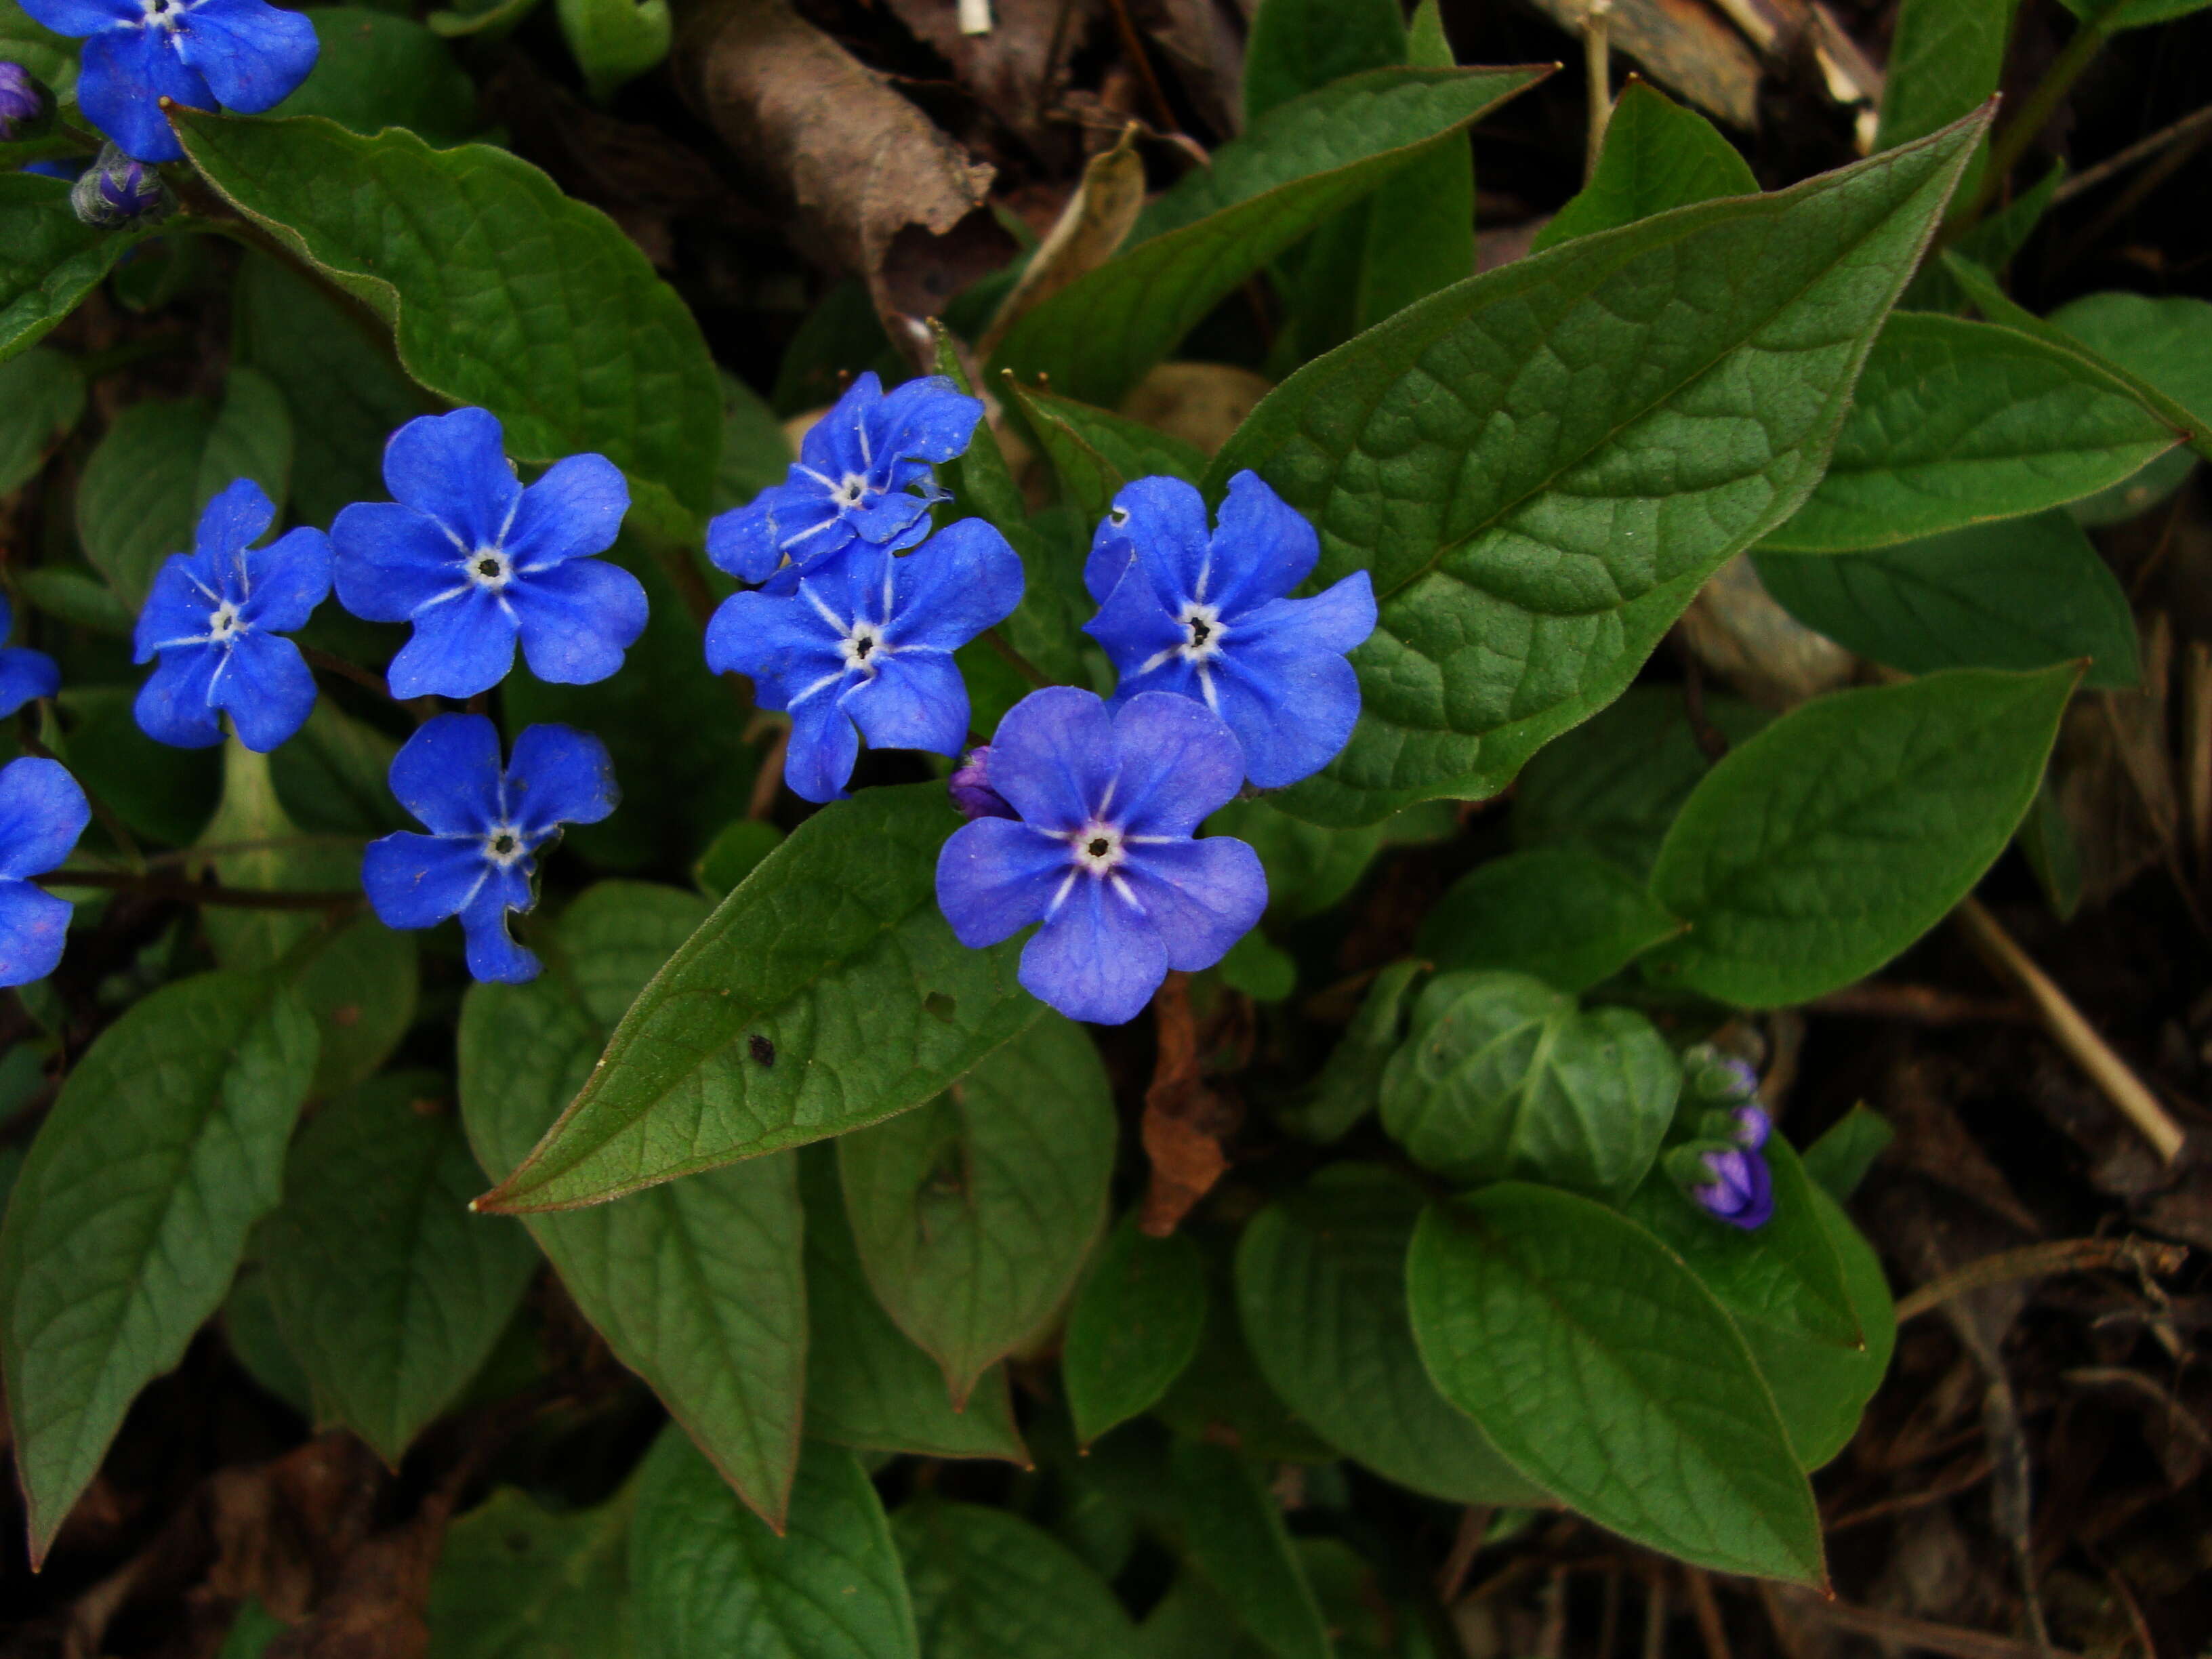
1665, 1046, 1776, 1230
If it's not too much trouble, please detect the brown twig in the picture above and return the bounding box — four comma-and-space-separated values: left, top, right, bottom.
1101, 0, 1178, 134
1435, 1505, 1492, 1605
1805, 982, 2031, 1025
1896, 1237, 2188, 1324
746, 721, 790, 821
1825, 1456, 1996, 1533
2054, 102, 2212, 206
1775, 1590, 2089, 1659
41, 869, 362, 912
1681, 1568, 1733, 1659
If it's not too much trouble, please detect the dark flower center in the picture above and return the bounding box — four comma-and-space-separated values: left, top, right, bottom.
854, 633, 874, 659
476, 556, 501, 579
1187, 615, 1212, 647
1086, 837, 1110, 859
490, 832, 517, 857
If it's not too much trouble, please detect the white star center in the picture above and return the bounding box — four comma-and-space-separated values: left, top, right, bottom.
207, 601, 243, 642
833, 474, 871, 510
469, 548, 512, 589
838, 620, 887, 675
1071, 821, 1125, 875
483, 825, 527, 866
1178, 602, 1225, 663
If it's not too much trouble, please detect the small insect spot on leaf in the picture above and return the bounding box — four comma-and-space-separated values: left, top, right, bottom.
748, 1033, 775, 1066
331, 1004, 360, 1027
923, 991, 958, 1023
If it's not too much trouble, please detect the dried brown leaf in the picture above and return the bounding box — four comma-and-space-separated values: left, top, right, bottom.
979, 125, 1147, 356
1118, 361, 1272, 457
1521, 0, 1761, 129
884, 0, 1097, 144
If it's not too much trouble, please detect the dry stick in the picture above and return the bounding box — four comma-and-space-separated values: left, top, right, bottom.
1102, 0, 1178, 134
1681, 1568, 1733, 1659
2053, 102, 2212, 206
40, 869, 362, 911
1896, 1237, 2188, 1324
1435, 1505, 1493, 1605
747, 721, 791, 821
1952, 897, 2188, 1162
2188, 640, 2212, 889
1582, 0, 1614, 184
2058, 114, 2212, 276
1777, 1591, 2089, 1659
1826, 1456, 1996, 1533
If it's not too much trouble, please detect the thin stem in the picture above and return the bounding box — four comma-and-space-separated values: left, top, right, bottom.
747, 722, 790, 821
1954, 18, 2112, 231
295, 644, 428, 722
983, 627, 1050, 690
138, 834, 367, 869
1895, 1236, 2188, 1323
41, 869, 362, 912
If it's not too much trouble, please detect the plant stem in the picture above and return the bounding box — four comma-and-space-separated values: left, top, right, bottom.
1954, 17, 2111, 231
41, 868, 362, 912
983, 627, 1050, 689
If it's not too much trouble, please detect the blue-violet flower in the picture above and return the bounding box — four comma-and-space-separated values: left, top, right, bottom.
948, 744, 1015, 821
0, 62, 53, 139
705, 520, 1023, 802
361, 714, 617, 983
936, 687, 1267, 1025
132, 476, 330, 753
1084, 472, 1376, 790
331, 408, 646, 701
1667, 1066, 1775, 1231
0, 597, 61, 718
0, 757, 89, 986
70, 140, 173, 226
23, 0, 316, 163
707, 372, 982, 592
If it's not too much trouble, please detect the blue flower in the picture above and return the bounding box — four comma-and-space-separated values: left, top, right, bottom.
331, 409, 646, 701
361, 714, 617, 984
0, 62, 52, 140
0, 757, 89, 986
22, 0, 316, 164
1084, 472, 1376, 790
705, 521, 1023, 803
70, 141, 173, 226
947, 744, 1015, 821
936, 687, 1267, 1025
0, 597, 60, 718
707, 372, 983, 592
131, 477, 330, 753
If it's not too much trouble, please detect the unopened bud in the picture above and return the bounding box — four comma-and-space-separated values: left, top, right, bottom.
949, 745, 1015, 821
1665, 1140, 1774, 1230
72, 142, 175, 229
0, 62, 53, 142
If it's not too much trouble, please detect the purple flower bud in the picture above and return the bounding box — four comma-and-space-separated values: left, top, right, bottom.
1732, 1103, 1770, 1151
71, 142, 174, 229
0, 62, 52, 141
1691, 1145, 1774, 1230
948, 745, 1015, 820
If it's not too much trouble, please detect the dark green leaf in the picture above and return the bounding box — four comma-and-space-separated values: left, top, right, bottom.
20, 569, 132, 636
2060, 0, 2210, 27
714, 371, 793, 514
54, 687, 220, 846
1416, 846, 1683, 991
267, 698, 407, 836
1212, 111, 1992, 827
696, 819, 785, 899
0, 972, 318, 1561
1646, 665, 2077, 1006
1235, 1165, 1547, 1504
459, 882, 809, 1528
426, 1486, 634, 1658
0, 0, 76, 96
632, 1428, 918, 1659
1006, 382, 1207, 525
1241, 0, 1404, 122
556, 0, 670, 101
1063, 1212, 1208, 1446
1532, 81, 1757, 251
1168, 1439, 1331, 1659
0, 174, 148, 363
1801, 1105, 1893, 1202
480, 783, 1040, 1212
263, 1071, 538, 1463
1201, 798, 1389, 923
840, 1015, 1113, 1405
274, 7, 478, 144
897, 1502, 1145, 1659
1277, 958, 1422, 1144
1216, 931, 1296, 1001
291, 916, 419, 1097
0, 346, 82, 494
1153, 1265, 1338, 1464
194, 740, 361, 974
1408, 1184, 1822, 1582
1352, 0, 1475, 332
222, 1262, 314, 1418
2051, 291, 2212, 522
1874, 0, 2011, 207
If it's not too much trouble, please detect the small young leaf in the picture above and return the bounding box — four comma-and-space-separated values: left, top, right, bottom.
1063, 1212, 1208, 1446
1801, 1105, 1893, 1202
556, 0, 670, 101
1646, 665, 2078, 1007
0, 972, 319, 1562
897, 1502, 1145, 1659
0, 175, 148, 363
1532, 81, 1757, 251
1407, 1184, 1823, 1583
426, 1487, 634, 1657
1169, 1439, 1332, 1659
0, 346, 83, 495
1416, 846, 1683, 992
1277, 956, 1423, 1144
631, 1428, 919, 1659
1235, 1165, 1548, 1504
262, 1071, 538, 1465
1005, 380, 1207, 525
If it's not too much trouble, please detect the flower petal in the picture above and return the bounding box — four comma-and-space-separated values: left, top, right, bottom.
1021, 876, 1168, 1025
0, 649, 59, 718
329, 502, 470, 623
1084, 556, 1185, 681
510, 556, 647, 686
194, 475, 276, 560
1120, 836, 1266, 972
0, 758, 89, 881
866, 375, 982, 465
386, 712, 503, 836
239, 525, 332, 636
842, 650, 967, 759
1084, 515, 1135, 605
213, 631, 316, 754
173, 0, 318, 112
841, 490, 934, 549
1107, 691, 1248, 837
935, 815, 1071, 948
702, 588, 843, 699
504, 723, 619, 836
386, 585, 518, 700
457, 867, 540, 983
134, 554, 218, 663
781, 693, 861, 804
985, 686, 1116, 834
362, 830, 491, 929
19, 0, 142, 35
1113, 475, 1212, 609
381, 408, 520, 550
1230, 569, 1377, 657
1209, 470, 1320, 615
506, 453, 630, 569
0, 881, 75, 987
798, 372, 882, 478
76, 26, 209, 164
885, 517, 1025, 651
1207, 638, 1362, 789
133, 648, 224, 749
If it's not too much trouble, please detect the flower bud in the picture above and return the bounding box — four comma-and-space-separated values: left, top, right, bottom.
71, 142, 175, 229
1665, 1140, 1774, 1230
948, 745, 1015, 821
0, 62, 54, 142
1681, 1041, 1759, 1106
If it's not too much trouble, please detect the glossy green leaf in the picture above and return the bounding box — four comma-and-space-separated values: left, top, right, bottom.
273, 7, 478, 144
1277, 957, 1422, 1144
262, 1071, 538, 1464
1235, 1166, 1548, 1504
1646, 665, 2077, 1006
0, 174, 148, 363
1380, 970, 1679, 1195
459, 882, 809, 1527
1212, 110, 1991, 827
480, 783, 1040, 1213
898, 1502, 1144, 1659
1760, 315, 2180, 552
1801, 1104, 1893, 1201
840, 1015, 1113, 1406
2051, 291, 2212, 520
1063, 1212, 1208, 1446
1757, 512, 2138, 687
557, 0, 670, 100
1416, 846, 1683, 991
0, 972, 318, 1561
291, 916, 419, 1097
175, 111, 720, 535
1168, 1439, 1331, 1659
994, 67, 1544, 410
1006, 382, 1207, 525
1242, 0, 1404, 122
799, 1147, 1027, 1462
1532, 81, 1757, 251
427, 1486, 634, 1658
0, 346, 83, 495
632, 1428, 918, 1659
1408, 1183, 1822, 1582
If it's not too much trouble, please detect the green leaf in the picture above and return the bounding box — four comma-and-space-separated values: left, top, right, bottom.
557, 0, 670, 100
1206, 110, 1994, 828
1235, 1166, 1548, 1504
1532, 81, 1757, 252
1416, 847, 1683, 992
459, 882, 810, 1527
1407, 1183, 1823, 1582
1801, 1104, 1893, 1201
2050, 291, 2212, 520
1006, 382, 1207, 525
994, 67, 1545, 409
1353, 0, 1475, 332
480, 783, 1041, 1213
194, 740, 361, 974
268, 698, 406, 836
1242, 0, 1404, 122
714, 371, 793, 514
1645, 665, 2077, 1006
1216, 931, 1296, 1002
1380, 970, 1679, 1195
0, 972, 318, 1561
174, 112, 721, 535
218, 1598, 287, 1659
1756, 512, 2138, 688
1200, 798, 1383, 922
1759, 315, 2181, 552
840, 1015, 1113, 1406
2060, 0, 2210, 26
0, 0, 77, 96
632, 1428, 918, 1659
897, 1502, 1145, 1659
426, 0, 546, 41
198, 365, 295, 523
222, 1261, 314, 1418
273, 7, 479, 145
0, 174, 149, 363
1168, 1440, 1332, 1659
262, 1071, 537, 1464
20, 569, 132, 637
696, 819, 785, 899
1277, 958, 1422, 1144
799, 1147, 1027, 1462
53, 686, 220, 846
1874, 0, 2013, 204
427, 1486, 634, 1658
291, 916, 419, 1097
1063, 1212, 1208, 1446
0, 346, 83, 495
